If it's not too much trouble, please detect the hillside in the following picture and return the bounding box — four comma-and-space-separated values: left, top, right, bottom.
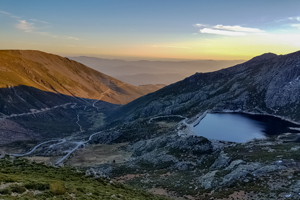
109, 50, 300, 123
0, 50, 163, 146
0, 156, 169, 200
0, 50, 162, 105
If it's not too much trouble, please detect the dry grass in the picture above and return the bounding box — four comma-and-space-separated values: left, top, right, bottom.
66, 142, 132, 167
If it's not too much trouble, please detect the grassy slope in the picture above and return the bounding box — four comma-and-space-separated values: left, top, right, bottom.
0, 156, 170, 200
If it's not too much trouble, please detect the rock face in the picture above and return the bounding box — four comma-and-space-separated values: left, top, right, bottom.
110, 50, 300, 123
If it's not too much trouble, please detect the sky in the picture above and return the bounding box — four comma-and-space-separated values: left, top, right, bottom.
1, 0, 300, 60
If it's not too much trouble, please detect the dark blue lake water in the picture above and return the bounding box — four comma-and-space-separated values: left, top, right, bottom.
193, 113, 300, 143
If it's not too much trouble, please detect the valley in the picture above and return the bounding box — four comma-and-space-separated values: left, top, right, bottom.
1, 50, 300, 199
2, 1, 300, 199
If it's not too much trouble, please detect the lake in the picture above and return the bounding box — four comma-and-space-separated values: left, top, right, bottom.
193, 113, 300, 143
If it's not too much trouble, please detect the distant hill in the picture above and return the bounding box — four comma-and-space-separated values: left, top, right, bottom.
115, 73, 186, 85
70, 56, 244, 85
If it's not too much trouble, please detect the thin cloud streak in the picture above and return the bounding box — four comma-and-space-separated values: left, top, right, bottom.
275, 16, 300, 23
0, 10, 20, 19
291, 24, 300, 28
200, 28, 247, 36
212, 25, 265, 33
2, 10, 79, 41
30, 19, 49, 24
195, 23, 265, 36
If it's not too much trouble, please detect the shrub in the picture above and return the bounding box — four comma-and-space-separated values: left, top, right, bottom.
50, 181, 66, 195
10, 184, 26, 193
24, 181, 49, 190
0, 188, 12, 195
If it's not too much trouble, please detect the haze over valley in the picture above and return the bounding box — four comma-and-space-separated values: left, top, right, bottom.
70, 56, 244, 85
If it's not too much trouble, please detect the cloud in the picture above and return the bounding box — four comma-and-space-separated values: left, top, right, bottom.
67, 36, 79, 41
30, 19, 49, 24
193, 23, 206, 27
288, 17, 300, 22
200, 28, 247, 36
291, 24, 300, 29
0, 10, 20, 19
212, 25, 265, 33
2, 10, 79, 41
275, 16, 300, 23
194, 23, 265, 36
16, 20, 35, 32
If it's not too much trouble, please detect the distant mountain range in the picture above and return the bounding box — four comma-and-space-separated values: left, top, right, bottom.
70, 56, 244, 85
109, 50, 300, 124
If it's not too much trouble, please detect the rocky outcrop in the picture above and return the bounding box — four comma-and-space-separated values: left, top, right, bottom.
210, 151, 231, 169
198, 170, 219, 189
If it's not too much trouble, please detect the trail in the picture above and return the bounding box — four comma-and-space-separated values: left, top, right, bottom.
92, 83, 126, 109
76, 114, 83, 132
148, 113, 202, 136
148, 115, 187, 123
7, 100, 109, 164
55, 131, 103, 165
55, 142, 85, 165
11, 139, 65, 157
49, 139, 66, 148
12, 87, 26, 103
0, 103, 73, 120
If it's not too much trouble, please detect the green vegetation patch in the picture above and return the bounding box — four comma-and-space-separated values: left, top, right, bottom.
0, 156, 170, 200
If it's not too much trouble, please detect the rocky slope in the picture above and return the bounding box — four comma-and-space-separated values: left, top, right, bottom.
110, 50, 300, 123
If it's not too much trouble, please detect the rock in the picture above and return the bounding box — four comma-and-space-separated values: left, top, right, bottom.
225, 160, 245, 170
210, 151, 231, 169
253, 164, 287, 176
85, 168, 109, 178
169, 135, 213, 155
172, 161, 196, 171
221, 162, 261, 186
291, 180, 300, 193
198, 170, 219, 189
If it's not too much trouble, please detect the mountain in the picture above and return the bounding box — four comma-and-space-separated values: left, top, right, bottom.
115, 73, 186, 85
0, 50, 162, 106
70, 56, 244, 85
109, 50, 300, 123
0, 50, 163, 145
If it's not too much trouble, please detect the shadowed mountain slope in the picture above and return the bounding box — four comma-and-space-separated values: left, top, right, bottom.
109, 50, 300, 123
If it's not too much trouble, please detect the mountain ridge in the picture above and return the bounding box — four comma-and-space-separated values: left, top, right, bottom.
108, 50, 300, 124
0, 50, 163, 105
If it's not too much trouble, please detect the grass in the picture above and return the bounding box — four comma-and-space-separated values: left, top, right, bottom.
0, 156, 170, 200
66, 143, 132, 167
